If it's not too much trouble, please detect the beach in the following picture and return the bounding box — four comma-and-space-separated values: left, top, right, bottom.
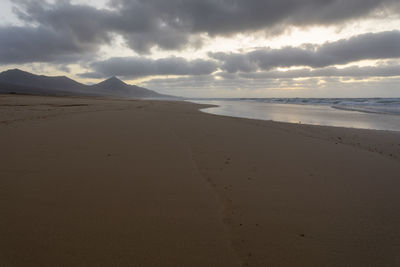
1, 94, 400, 266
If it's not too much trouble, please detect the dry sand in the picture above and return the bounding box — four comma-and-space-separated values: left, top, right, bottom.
1, 94, 400, 266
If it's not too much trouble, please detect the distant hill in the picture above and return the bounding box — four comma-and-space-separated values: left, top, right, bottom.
0, 69, 175, 99
90, 76, 164, 98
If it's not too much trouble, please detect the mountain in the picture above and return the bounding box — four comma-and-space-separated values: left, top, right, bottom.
0, 69, 174, 99
90, 76, 164, 98
0, 69, 85, 93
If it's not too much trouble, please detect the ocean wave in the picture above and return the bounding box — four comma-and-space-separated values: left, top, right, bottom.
332, 105, 400, 115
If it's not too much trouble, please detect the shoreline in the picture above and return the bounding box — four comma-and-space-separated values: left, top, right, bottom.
1, 94, 400, 266
213, 112, 400, 162
198, 103, 400, 133
190, 100, 400, 163
192, 99, 400, 132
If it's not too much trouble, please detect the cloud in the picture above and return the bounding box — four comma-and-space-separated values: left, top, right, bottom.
138, 61, 400, 96
111, 0, 400, 35
0, 1, 113, 64
0, 25, 101, 64
81, 30, 400, 79
219, 64, 400, 79
210, 31, 400, 72
94, 0, 400, 53
141, 69, 400, 98
81, 56, 218, 78
1, 0, 398, 62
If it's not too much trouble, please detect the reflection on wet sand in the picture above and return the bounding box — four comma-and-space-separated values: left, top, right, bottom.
194, 100, 400, 131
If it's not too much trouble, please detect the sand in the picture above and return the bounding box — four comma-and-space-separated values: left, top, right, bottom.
1, 94, 400, 266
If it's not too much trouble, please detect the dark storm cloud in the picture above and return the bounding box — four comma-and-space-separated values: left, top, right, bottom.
1, 0, 399, 64
210, 31, 400, 72
80, 57, 218, 78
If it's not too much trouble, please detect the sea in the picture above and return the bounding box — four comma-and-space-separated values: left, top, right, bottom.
188, 98, 400, 132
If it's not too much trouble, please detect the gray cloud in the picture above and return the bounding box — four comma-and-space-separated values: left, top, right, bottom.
111, 0, 400, 36
0, 0, 398, 63
210, 31, 400, 72
0, 1, 113, 64
81, 57, 218, 78
89, 0, 400, 53
81, 30, 400, 79
217, 64, 400, 80
0, 25, 101, 64
142, 70, 400, 98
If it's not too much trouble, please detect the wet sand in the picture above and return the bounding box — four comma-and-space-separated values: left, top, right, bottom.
1, 94, 400, 266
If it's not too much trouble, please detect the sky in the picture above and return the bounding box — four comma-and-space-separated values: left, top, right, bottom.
0, 0, 400, 97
